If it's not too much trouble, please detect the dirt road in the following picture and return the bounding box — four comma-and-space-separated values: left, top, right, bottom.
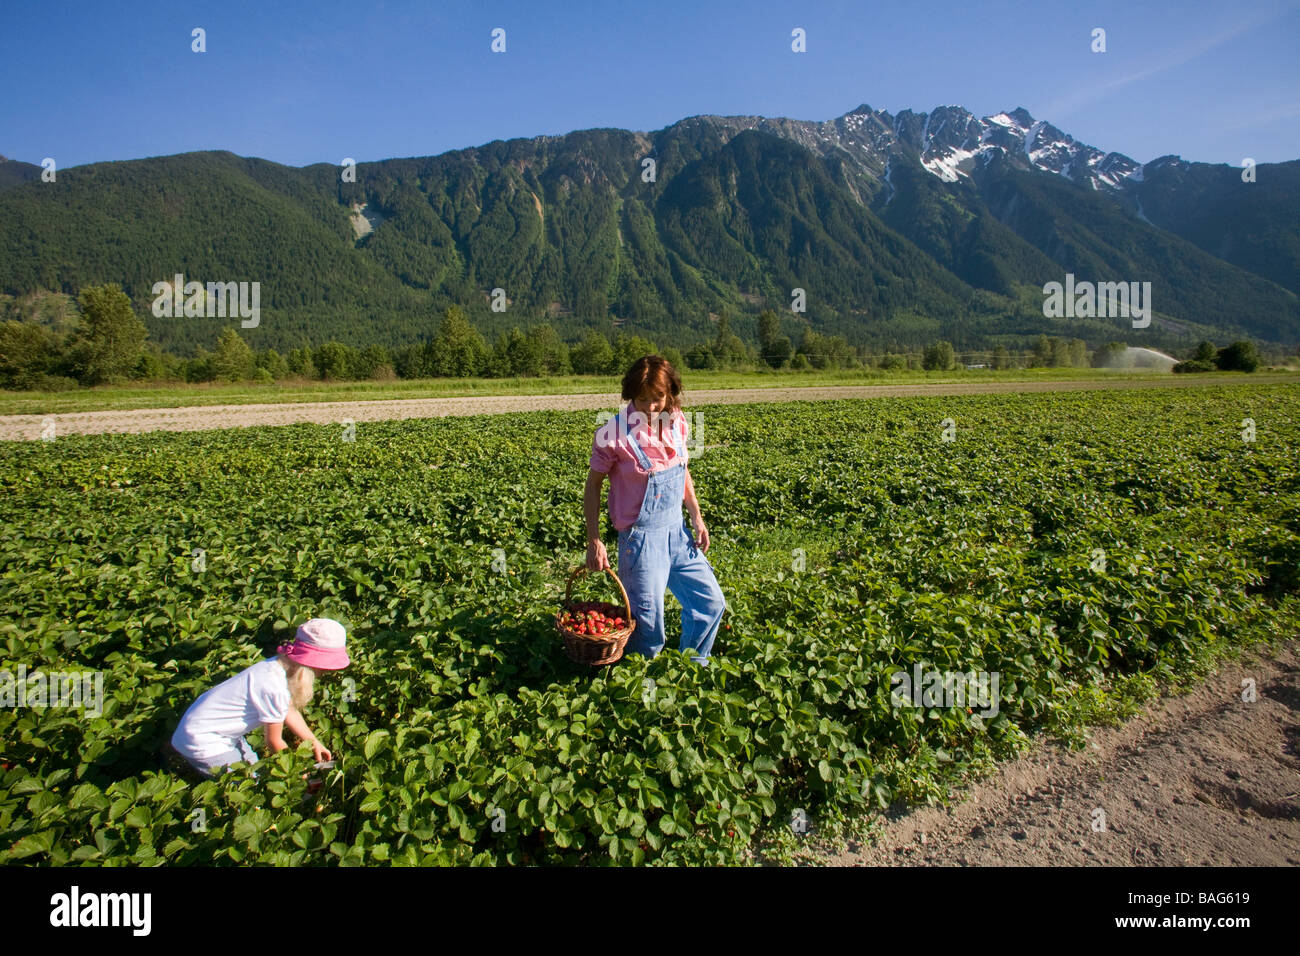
1, 376, 1289, 440
805, 639, 1300, 866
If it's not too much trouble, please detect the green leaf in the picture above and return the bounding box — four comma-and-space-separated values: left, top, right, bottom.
448, 780, 472, 802
7, 830, 56, 859
363, 730, 390, 760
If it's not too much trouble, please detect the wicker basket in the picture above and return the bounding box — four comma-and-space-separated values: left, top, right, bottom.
557, 565, 636, 666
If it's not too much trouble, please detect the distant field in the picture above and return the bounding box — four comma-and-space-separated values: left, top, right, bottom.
6, 366, 1294, 416
4, 372, 1300, 440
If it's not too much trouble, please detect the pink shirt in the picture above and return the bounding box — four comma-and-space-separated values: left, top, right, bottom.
590, 401, 690, 532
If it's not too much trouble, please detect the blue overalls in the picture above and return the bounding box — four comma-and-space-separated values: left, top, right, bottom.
614, 410, 727, 665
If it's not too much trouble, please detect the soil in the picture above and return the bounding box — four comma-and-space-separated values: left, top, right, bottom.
0, 377, 1282, 440
802, 639, 1300, 866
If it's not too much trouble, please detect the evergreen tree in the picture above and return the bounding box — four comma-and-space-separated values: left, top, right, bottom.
527, 323, 571, 376
211, 328, 257, 382
712, 313, 747, 369
757, 310, 791, 368
490, 328, 544, 377
429, 305, 489, 377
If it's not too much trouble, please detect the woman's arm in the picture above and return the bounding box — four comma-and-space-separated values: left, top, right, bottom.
584, 468, 607, 543
685, 467, 703, 526
585, 468, 612, 570
685, 467, 711, 552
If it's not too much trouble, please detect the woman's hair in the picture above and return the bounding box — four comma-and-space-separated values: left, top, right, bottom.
277, 655, 316, 710
621, 355, 683, 419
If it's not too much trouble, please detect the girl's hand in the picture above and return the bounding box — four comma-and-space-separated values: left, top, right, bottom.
693, 520, 710, 553
586, 537, 610, 571
312, 741, 332, 763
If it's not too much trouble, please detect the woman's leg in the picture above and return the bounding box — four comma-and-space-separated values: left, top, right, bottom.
668, 519, 727, 665
618, 525, 673, 659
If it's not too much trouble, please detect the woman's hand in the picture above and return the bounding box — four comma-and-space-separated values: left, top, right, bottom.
312, 741, 332, 763
692, 519, 710, 553
587, 537, 610, 571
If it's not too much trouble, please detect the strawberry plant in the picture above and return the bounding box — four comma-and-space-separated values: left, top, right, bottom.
1, 384, 1297, 865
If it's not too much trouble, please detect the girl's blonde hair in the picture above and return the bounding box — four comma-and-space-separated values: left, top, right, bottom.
277, 654, 316, 710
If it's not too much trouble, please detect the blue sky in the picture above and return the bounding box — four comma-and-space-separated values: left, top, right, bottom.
2, 0, 1297, 169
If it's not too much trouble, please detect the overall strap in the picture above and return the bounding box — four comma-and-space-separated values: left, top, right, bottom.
618, 410, 654, 472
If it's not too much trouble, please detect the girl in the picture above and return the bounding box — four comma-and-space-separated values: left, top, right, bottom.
169, 618, 349, 778
585, 356, 726, 665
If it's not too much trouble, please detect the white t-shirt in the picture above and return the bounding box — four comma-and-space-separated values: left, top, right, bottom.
171, 658, 292, 762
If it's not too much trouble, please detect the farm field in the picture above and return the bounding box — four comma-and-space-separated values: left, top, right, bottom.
5, 372, 1300, 441
7, 366, 1297, 418
1, 383, 1297, 865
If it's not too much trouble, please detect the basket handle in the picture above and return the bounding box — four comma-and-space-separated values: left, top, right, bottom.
564, 565, 633, 620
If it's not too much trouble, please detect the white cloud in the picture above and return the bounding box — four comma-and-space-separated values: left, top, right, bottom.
1041, 3, 1299, 120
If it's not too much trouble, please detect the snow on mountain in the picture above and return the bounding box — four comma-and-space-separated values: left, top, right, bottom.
685, 103, 1146, 194
923, 146, 977, 183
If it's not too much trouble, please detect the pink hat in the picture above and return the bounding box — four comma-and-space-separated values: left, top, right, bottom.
277, 618, 350, 670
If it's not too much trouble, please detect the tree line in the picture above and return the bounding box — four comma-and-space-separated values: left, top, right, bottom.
0, 285, 1272, 391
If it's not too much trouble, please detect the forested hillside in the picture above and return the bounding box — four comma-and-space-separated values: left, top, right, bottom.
2, 105, 1298, 359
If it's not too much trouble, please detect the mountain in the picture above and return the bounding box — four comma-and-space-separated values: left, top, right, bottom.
0, 155, 42, 191
1, 102, 1297, 355
1123, 155, 1300, 297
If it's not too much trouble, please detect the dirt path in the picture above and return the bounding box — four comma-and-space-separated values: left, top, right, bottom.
1, 376, 1292, 440
806, 639, 1300, 866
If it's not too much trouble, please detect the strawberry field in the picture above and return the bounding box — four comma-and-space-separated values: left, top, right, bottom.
2, 384, 1298, 865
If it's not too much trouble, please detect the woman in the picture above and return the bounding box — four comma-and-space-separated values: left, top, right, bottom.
585, 356, 726, 665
